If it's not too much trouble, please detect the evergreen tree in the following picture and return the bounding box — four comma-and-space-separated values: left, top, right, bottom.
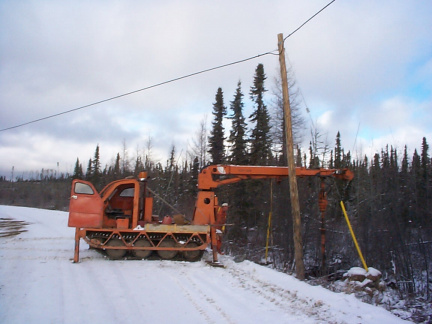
296, 147, 303, 167
91, 144, 102, 186
227, 81, 248, 165
134, 156, 144, 176
225, 82, 250, 242
208, 87, 227, 164
411, 149, 421, 183
72, 158, 83, 179
190, 156, 199, 196
169, 145, 176, 169
334, 131, 342, 168
420, 137, 429, 181
157, 145, 179, 216
249, 64, 271, 165
85, 158, 92, 180
400, 145, 411, 224
308, 141, 319, 168
419, 137, 431, 226
114, 153, 121, 179
329, 150, 334, 168
401, 145, 409, 175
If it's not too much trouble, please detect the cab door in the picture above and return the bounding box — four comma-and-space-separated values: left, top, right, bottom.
68, 179, 103, 228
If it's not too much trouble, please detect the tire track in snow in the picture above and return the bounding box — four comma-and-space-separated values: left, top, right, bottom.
168, 264, 236, 324
170, 275, 215, 324
225, 264, 347, 324
82, 261, 123, 322
186, 264, 299, 323
60, 261, 88, 323
6, 237, 71, 241
0, 244, 73, 261
102, 260, 148, 320
58, 258, 117, 322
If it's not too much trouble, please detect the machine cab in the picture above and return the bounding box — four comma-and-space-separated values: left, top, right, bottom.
68, 178, 144, 229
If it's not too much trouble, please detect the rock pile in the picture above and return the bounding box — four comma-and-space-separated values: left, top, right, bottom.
343, 266, 386, 296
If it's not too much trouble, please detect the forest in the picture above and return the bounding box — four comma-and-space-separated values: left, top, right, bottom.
0, 63, 430, 303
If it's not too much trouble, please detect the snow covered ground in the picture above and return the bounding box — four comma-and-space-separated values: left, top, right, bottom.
0, 205, 411, 324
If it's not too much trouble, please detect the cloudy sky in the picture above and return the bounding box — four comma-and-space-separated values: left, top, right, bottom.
1, 0, 431, 179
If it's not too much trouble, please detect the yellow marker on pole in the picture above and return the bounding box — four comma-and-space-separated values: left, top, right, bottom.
265, 181, 273, 263
265, 210, 272, 262
340, 201, 369, 272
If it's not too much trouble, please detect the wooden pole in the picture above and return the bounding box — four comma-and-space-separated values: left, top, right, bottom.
277, 33, 305, 280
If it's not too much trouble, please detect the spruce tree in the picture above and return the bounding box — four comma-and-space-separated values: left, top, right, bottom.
208, 87, 227, 164
227, 81, 248, 165
419, 137, 430, 226
334, 131, 342, 168
401, 145, 409, 175
411, 149, 421, 183
400, 145, 410, 224
249, 64, 271, 165
190, 157, 199, 195
114, 153, 121, 179
420, 137, 429, 181
296, 147, 303, 167
91, 144, 102, 187
225, 81, 249, 241
72, 158, 83, 179
86, 158, 92, 180
134, 156, 144, 176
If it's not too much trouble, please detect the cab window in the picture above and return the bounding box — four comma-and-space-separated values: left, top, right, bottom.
75, 182, 94, 195
119, 188, 134, 197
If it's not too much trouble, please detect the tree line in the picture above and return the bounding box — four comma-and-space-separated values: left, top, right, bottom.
0, 63, 430, 301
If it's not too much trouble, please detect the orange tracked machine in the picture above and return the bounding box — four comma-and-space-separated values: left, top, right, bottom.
68, 165, 353, 264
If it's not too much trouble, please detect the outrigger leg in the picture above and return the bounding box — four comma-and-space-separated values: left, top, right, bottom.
208, 227, 224, 267
73, 227, 80, 263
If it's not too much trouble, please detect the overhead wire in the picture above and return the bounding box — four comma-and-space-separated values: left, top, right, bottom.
0, 52, 274, 132
283, 0, 336, 42
0, 0, 336, 133
284, 53, 316, 132
282, 0, 337, 134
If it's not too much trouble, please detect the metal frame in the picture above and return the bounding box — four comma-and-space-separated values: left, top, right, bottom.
73, 225, 210, 262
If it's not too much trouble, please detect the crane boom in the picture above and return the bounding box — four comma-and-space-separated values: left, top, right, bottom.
192, 164, 354, 264
197, 165, 354, 190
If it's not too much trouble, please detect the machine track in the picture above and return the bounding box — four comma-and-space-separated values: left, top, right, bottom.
86, 231, 206, 261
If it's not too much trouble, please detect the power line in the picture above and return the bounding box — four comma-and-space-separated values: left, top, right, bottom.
0, 52, 274, 132
284, 0, 336, 42
0, 0, 336, 132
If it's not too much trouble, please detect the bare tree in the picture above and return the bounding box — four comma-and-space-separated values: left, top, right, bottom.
188, 115, 208, 168
308, 126, 330, 168
121, 139, 132, 176
271, 68, 306, 164
144, 136, 154, 170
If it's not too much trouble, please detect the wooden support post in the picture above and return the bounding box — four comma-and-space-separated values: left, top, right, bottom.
277, 33, 305, 280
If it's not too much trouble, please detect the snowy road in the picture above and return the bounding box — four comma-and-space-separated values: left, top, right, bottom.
0, 206, 409, 324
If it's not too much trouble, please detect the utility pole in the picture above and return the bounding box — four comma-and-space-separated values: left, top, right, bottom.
277, 33, 305, 280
